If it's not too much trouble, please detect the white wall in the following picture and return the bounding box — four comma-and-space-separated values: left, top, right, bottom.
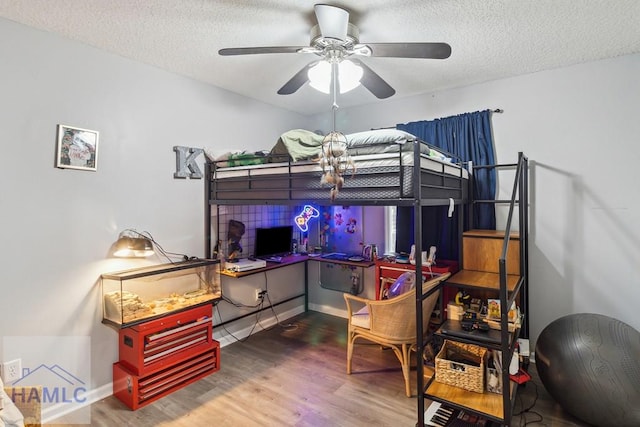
316, 53, 640, 349
0, 17, 312, 406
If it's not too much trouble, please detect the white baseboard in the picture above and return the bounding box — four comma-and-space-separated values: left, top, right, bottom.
41, 382, 112, 424
308, 303, 347, 319
44, 305, 306, 423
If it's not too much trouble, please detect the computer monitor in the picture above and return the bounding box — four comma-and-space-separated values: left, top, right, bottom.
254, 225, 293, 258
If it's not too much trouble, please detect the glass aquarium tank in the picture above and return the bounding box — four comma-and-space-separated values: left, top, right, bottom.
101, 259, 221, 327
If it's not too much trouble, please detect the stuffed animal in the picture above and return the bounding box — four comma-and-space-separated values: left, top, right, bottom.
227, 219, 245, 259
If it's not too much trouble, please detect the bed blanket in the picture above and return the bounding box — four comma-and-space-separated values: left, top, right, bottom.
268, 129, 324, 162
263, 128, 452, 164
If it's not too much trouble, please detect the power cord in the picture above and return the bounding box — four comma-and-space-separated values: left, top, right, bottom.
123, 229, 195, 263
513, 381, 544, 426
259, 291, 298, 332
220, 294, 265, 309
213, 299, 266, 343
213, 271, 298, 344
255, 272, 298, 331
142, 231, 193, 262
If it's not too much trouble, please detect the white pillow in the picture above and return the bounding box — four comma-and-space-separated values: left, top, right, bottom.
346, 129, 416, 147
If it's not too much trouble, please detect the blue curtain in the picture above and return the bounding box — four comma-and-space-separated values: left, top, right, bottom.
394, 110, 497, 259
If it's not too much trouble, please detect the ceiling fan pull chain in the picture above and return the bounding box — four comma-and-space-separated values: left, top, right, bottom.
331, 60, 339, 131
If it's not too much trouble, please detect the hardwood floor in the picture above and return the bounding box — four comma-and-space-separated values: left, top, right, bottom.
47, 311, 590, 427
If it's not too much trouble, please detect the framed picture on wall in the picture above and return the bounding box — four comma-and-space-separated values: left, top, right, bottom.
55, 124, 99, 171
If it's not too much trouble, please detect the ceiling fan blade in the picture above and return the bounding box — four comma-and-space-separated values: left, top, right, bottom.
350, 58, 395, 99
364, 42, 452, 59
314, 4, 349, 41
277, 62, 318, 95
219, 46, 306, 56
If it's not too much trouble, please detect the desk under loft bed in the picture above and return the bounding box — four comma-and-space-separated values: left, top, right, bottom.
203, 129, 528, 426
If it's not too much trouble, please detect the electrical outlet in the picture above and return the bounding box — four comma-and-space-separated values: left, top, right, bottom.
254, 289, 265, 302
1, 358, 22, 383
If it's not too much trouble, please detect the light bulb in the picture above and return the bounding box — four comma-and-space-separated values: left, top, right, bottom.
308, 60, 363, 94
308, 61, 332, 93
338, 60, 363, 93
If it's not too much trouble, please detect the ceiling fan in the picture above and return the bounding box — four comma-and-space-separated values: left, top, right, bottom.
218, 4, 451, 99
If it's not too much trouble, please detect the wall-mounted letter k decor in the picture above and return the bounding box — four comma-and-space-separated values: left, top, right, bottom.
174, 146, 204, 179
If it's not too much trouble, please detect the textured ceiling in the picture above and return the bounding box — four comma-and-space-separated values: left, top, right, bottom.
1, 0, 639, 115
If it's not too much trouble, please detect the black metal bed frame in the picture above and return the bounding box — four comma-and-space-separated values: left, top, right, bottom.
203, 139, 528, 426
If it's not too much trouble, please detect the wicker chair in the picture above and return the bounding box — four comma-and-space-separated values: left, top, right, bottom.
343, 272, 450, 397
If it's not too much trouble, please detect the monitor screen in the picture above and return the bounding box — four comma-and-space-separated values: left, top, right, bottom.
254, 225, 293, 257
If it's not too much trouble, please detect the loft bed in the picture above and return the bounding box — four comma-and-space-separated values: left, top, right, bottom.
203, 127, 472, 414
203, 128, 476, 426
205, 129, 470, 208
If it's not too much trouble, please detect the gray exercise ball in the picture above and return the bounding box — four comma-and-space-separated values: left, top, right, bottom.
535, 313, 640, 427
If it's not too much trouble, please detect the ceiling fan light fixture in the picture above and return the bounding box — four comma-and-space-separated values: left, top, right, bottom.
220, 4, 451, 99
308, 60, 363, 94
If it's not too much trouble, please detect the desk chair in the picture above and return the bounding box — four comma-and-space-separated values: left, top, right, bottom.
343, 272, 450, 397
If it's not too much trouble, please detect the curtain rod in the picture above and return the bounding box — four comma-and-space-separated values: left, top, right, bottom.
375, 109, 504, 131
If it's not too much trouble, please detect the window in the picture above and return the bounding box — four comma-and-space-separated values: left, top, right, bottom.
384, 206, 396, 254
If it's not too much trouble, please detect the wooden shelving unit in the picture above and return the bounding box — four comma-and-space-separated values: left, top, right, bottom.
445, 270, 520, 293
421, 153, 529, 426
425, 379, 518, 422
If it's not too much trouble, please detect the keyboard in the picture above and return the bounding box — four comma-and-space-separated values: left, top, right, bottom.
425, 401, 457, 426
424, 401, 489, 426
262, 256, 283, 263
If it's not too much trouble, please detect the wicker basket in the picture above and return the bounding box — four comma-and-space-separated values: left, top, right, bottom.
435, 340, 486, 393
